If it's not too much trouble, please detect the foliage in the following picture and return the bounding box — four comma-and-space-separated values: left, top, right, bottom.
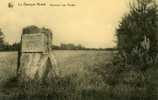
0, 42, 109, 51
0, 28, 20, 51
0, 29, 4, 44
0, 42, 20, 51
0, 29, 5, 51
91, 0, 158, 99
116, 0, 158, 65
52, 43, 113, 50
94, 52, 157, 100
52, 43, 86, 50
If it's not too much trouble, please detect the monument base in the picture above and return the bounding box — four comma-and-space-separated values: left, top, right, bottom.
18, 53, 58, 83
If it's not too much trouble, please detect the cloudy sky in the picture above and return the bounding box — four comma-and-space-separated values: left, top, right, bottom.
0, 0, 130, 48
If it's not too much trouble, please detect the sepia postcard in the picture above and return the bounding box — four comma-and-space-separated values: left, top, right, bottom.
0, 0, 158, 100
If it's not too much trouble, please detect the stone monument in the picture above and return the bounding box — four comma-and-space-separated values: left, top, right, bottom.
18, 26, 58, 83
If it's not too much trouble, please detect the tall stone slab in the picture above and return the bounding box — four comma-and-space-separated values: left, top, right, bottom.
18, 26, 58, 83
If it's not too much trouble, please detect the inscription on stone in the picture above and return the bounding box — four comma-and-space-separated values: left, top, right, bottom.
22, 33, 46, 53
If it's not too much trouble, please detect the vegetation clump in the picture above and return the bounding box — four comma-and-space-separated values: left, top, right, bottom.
95, 0, 158, 99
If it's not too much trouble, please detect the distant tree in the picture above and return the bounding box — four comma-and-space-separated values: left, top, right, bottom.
52, 45, 60, 50
116, 0, 158, 65
0, 29, 4, 44
76, 44, 85, 50
11, 42, 20, 51
60, 43, 85, 50
0, 29, 5, 51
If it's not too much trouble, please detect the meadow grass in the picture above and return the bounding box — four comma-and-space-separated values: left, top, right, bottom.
0, 50, 114, 99
0, 50, 157, 100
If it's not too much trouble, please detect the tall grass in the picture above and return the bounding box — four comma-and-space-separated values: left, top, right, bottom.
0, 50, 157, 100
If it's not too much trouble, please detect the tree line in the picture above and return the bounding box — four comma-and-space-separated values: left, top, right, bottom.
0, 42, 114, 51
0, 29, 113, 51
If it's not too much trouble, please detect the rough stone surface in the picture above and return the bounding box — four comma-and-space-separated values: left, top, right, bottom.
18, 53, 58, 82
18, 27, 58, 83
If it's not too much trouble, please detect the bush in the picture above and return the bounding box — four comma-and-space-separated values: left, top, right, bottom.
94, 52, 157, 100
116, 0, 158, 65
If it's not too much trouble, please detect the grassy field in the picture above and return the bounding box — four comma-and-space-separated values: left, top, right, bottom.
0, 52, 18, 86
0, 50, 115, 99
53, 50, 113, 76
0, 50, 113, 86
0, 50, 157, 100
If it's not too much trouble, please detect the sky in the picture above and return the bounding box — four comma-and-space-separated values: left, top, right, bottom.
0, 0, 130, 48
